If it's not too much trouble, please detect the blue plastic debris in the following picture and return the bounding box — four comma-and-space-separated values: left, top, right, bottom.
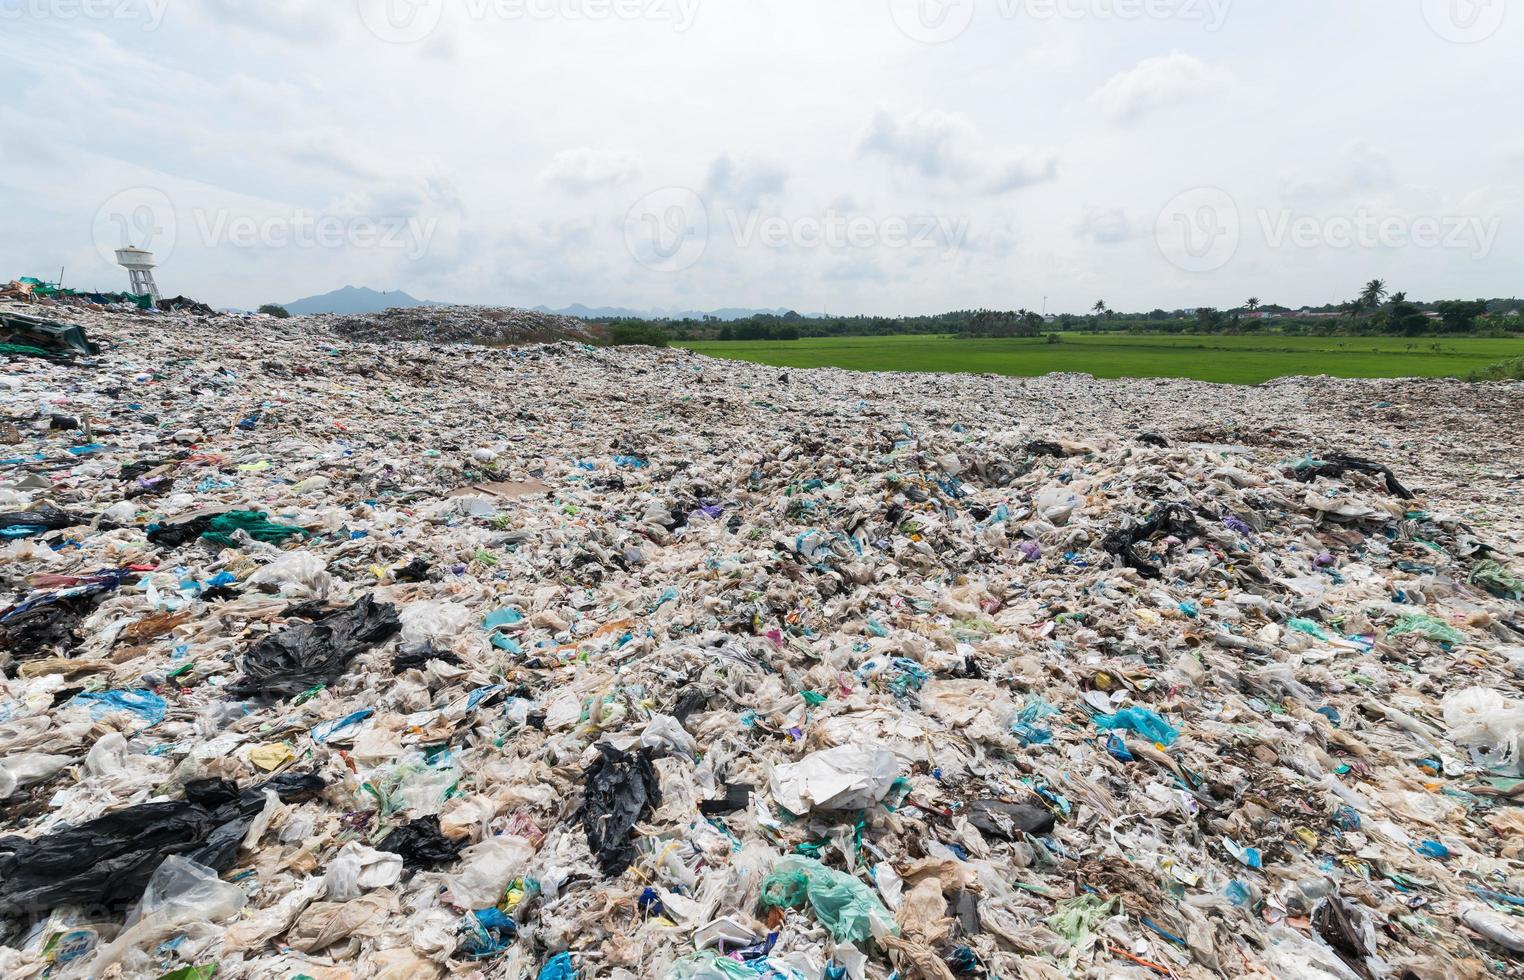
311, 708, 374, 743
72, 689, 167, 730
1090, 706, 1178, 746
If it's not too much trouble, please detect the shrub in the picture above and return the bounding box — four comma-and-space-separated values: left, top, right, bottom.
1468, 357, 1524, 382
608, 322, 670, 347
258, 304, 291, 318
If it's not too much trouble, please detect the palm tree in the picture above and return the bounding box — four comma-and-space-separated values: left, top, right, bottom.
1359, 279, 1388, 310
1245, 297, 1260, 312
1092, 300, 1108, 316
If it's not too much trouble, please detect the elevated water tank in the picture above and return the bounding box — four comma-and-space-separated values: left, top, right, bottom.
114, 247, 161, 303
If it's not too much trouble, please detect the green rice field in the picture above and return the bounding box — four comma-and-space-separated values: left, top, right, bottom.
681, 334, 1524, 385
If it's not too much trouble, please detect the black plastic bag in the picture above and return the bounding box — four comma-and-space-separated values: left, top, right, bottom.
1101, 504, 1202, 580
0, 503, 85, 537
576, 744, 661, 876
146, 515, 215, 548
0, 570, 133, 659
225, 595, 399, 701
966, 799, 1056, 839
378, 815, 467, 870
0, 773, 322, 919
1291, 452, 1414, 500
1313, 896, 1373, 979
392, 644, 463, 673
698, 782, 753, 816
394, 558, 431, 583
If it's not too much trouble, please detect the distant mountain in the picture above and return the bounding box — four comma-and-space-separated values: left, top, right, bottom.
533, 304, 818, 321
284, 285, 440, 315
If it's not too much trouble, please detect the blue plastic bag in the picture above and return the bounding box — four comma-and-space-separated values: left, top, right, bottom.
538, 951, 577, 980
1091, 706, 1178, 746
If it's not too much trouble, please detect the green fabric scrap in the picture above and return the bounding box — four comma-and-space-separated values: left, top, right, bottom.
1471, 560, 1524, 600
759, 856, 895, 944
1387, 614, 1464, 644
1047, 894, 1118, 945
1287, 618, 1334, 641
201, 510, 308, 548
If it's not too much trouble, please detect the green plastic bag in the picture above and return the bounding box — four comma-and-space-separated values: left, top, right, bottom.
759, 856, 895, 944
1387, 614, 1464, 644
201, 510, 308, 547
1471, 560, 1524, 600
1047, 894, 1117, 945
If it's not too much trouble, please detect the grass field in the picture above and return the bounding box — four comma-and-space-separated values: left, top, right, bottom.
680, 334, 1524, 385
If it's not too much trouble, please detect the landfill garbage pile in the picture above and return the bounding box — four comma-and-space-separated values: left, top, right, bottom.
320, 304, 596, 347
2, 302, 1524, 979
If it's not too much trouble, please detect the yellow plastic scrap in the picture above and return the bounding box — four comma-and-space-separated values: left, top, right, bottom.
249, 742, 295, 771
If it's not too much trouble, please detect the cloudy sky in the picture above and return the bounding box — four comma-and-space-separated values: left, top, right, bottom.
1, 0, 1518, 314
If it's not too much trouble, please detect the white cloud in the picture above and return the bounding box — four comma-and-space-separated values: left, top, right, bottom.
540, 147, 641, 194
1283, 142, 1396, 201
857, 108, 1057, 196
704, 155, 789, 210
1091, 52, 1228, 123
196, 0, 345, 43
1075, 208, 1134, 245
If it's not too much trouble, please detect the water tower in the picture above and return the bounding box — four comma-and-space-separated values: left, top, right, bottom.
115, 247, 161, 303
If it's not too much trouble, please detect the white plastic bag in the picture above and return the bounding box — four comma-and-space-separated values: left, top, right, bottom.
1442, 687, 1524, 775
400, 600, 474, 646
247, 551, 331, 598
769, 745, 901, 814
324, 841, 404, 901
447, 836, 536, 909
1035, 485, 1082, 525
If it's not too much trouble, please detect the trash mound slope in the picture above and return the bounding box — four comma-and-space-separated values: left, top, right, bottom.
319, 304, 596, 346
1, 305, 1524, 978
